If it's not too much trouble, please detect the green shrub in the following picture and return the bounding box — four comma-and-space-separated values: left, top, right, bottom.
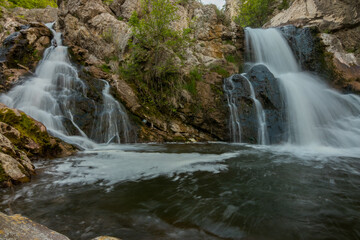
184, 67, 202, 95
100, 64, 112, 73
235, 0, 274, 28
210, 65, 229, 78
121, 0, 191, 112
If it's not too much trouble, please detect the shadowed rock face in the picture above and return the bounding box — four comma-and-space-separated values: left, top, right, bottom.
224, 65, 286, 144
0, 23, 52, 92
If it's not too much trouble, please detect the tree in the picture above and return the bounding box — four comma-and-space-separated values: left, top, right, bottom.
122, 0, 191, 109
235, 0, 274, 28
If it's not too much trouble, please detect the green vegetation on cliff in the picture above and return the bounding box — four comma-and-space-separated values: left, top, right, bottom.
235, 0, 290, 27
0, 0, 57, 9
235, 0, 274, 27
121, 0, 191, 112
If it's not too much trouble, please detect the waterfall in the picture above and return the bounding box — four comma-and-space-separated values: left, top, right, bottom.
243, 27, 360, 148
90, 80, 131, 144
242, 74, 269, 145
224, 76, 242, 142
0, 23, 133, 148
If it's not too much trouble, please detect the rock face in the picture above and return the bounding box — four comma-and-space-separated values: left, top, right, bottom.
266, 0, 360, 31
0, 18, 53, 92
0, 103, 75, 187
224, 65, 286, 144
0, 212, 70, 240
57, 0, 245, 142
267, 0, 360, 92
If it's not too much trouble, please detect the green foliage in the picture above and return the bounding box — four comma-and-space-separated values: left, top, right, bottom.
225, 54, 236, 63
102, 0, 114, 4
121, 0, 191, 112
210, 64, 230, 78
100, 64, 112, 73
235, 0, 274, 28
184, 67, 202, 95
2, 0, 57, 9
278, 0, 289, 10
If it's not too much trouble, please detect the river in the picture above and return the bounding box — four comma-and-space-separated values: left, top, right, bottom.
1, 143, 359, 240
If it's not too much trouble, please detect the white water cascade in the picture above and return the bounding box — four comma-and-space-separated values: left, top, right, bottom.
242, 74, 269, 145
246, 28, 360, 148
0, 23, 133, 148
224, 77, 242, 142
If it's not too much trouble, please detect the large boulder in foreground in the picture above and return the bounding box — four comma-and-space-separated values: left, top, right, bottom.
0, 212, 70, 240
0, 212, 122, 240
0, 103, 76, 187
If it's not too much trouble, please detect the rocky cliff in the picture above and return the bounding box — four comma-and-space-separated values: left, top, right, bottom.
266, 0, 360, 92
56, 0, 245, 142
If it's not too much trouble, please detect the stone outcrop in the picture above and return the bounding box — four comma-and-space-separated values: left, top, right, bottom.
266, 0, 360, 92
224, 65, 286, 143
0, 212, 70, 240
0, 8, 55, 92
266, 0, 360, 31
57, 0, 245, 142
0, 103, 75, 187
0, 212, 122, 240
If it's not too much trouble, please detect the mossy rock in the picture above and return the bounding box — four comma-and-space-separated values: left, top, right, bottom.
0, 107, 69, 158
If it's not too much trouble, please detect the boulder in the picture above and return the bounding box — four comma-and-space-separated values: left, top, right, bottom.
0, 212, 70, 240
0, 103, 75, 187
224, 65, 286, 144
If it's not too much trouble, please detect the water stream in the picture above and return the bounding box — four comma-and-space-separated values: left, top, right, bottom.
0, 23, 133, 148
226, 27, 360, 148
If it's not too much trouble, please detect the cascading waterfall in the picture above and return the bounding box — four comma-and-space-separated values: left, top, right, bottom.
242, 74, 269, 145
223, 76, 242, 142
244, 27, 360, 148
0, 23, 133, 148
90, 80, 131, 144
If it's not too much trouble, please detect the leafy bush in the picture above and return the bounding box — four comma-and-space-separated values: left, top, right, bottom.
235, 0, 274, 28
121, 0, 191, 111
210, 64, 230, 78
184, 67, 202, 95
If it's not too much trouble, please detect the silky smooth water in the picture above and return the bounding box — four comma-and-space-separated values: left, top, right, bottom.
228, 28, 360, 147
1, 143, 359, 240
0, 23, 132, 147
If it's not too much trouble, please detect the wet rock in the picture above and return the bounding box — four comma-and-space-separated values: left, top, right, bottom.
225, 65, 286, 144
0, 212, 70, 240
247, 65, 287, 143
